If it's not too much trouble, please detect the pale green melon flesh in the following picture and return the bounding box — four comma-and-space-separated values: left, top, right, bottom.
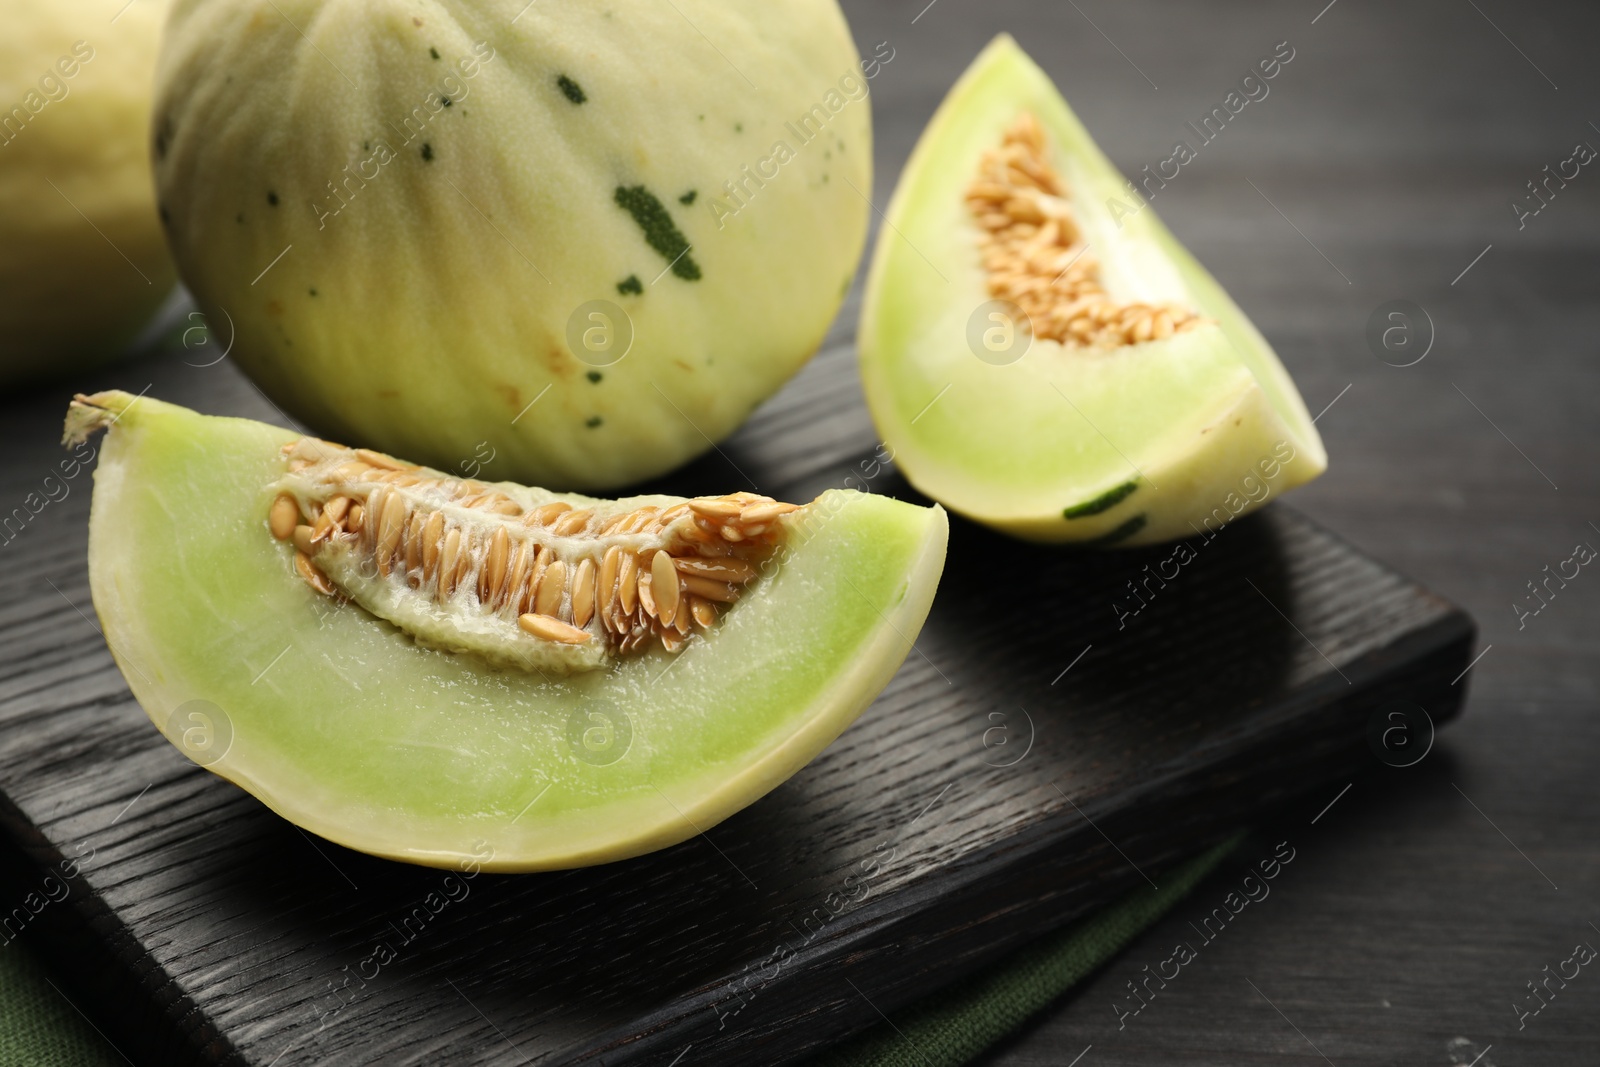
859, 36, 1326, 546
82, 394, 946, 871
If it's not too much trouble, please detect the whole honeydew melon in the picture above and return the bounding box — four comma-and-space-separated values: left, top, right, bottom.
152, 0, 873, 489
66, 391, 946, 871
1, 0, 176, 385
860, 37, 1326, 546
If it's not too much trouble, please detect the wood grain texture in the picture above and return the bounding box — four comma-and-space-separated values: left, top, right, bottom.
838, 0, 1597, 1064
20, 0, 1593, 1060
0, 333, 1470, 1066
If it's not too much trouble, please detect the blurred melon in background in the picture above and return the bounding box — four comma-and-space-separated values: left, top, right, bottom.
1, 0, 176, 388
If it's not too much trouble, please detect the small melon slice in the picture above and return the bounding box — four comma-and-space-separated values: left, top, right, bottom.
859, 36, 1327, 546
65, 391, 946, 871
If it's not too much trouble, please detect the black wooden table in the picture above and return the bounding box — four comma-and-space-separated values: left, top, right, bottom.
831, 0, 1598, 1063
4, 1, 1597, 1065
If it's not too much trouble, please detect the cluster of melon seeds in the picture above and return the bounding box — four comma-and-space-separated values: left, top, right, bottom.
965, 112, 1206, 348
269, 437, 800, 673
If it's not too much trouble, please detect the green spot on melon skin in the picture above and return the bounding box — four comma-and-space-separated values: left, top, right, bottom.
613, 185, 701, 281
556, 74, 586, 104
429, 47, 440, 60
585, 415, 603, 428
679, 190, 697, 205
1081, 514, 1146, 547
1063, 480, 1138, 519
586, 371, 603, 383
616, 275, 643, 295
421, 143, 434, 162
267, 191, 279, 206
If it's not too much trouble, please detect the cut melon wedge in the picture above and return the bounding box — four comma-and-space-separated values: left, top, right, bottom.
66, 391, 946, 871
860, 35, 1326, 546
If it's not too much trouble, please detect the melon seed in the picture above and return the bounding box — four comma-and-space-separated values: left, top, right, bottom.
572, 557, 597, 628
404, 511, 425, 581
270, 436, 801, 661
599, 545, 621, 610
535, 559, 566, 617
518, 612, 591, 644
439, 528, 463, 598
551, 509, 592, 536
967, 111, 1207, 350
675, 557, 757, 583
294, 552, 335, 596
269, 493, 299, 540
422, 510, 444, 581
355, 448, 411, 471
680, 573, 739, 603
618, 552, 638, 614
482, 526, 510, 605
651, 549, 680, 626
504, 540, 533, 614
636, 567, 657, 619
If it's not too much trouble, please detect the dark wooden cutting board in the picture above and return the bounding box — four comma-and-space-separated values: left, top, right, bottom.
0, 317, 1474, 1066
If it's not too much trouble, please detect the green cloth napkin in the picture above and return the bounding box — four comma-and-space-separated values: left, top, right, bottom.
0, 941, 125, 1067
1, 840, 1234, 1067
810, 837, 1239, 1067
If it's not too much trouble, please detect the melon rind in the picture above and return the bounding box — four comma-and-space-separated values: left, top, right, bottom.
0, 0, 176, 382
859, 35, 1326, 546
152, 0, 873, 490
81, 392, 946, 871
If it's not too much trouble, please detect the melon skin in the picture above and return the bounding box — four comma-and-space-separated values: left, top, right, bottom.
859, 36, 1326, 546
75, 392, 946, 871
0, 0, 176, 386
152, 0, 872, 490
